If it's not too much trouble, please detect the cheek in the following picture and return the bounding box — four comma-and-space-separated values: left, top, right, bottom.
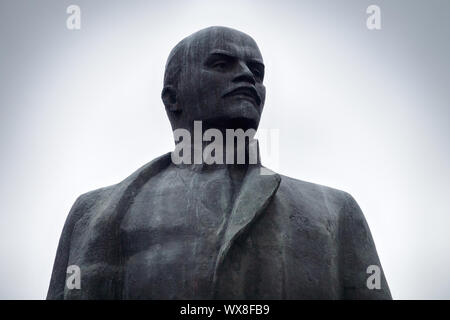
178, 71, 214, 106
199, 70, 229, 101
200, 70, 229, 88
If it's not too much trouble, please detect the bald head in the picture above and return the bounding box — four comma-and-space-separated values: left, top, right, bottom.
164, 27, 262, 88
162, 26, 266, 132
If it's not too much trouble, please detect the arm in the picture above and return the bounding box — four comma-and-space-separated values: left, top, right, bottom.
339, 193, 392, 299
46, 195, 87, 299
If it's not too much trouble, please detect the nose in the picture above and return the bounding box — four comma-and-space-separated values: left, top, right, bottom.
232, 61, 255, 85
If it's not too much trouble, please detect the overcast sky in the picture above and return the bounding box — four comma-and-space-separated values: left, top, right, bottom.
1, 0, 449, 299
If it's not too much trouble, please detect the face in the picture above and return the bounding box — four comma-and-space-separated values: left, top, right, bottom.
166, 27, 266, 131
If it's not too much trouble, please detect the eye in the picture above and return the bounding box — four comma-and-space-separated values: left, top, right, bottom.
249, 64, 264, 81
212, 60, 228, 69
205, 53, 235, 71
251, 68, 261, 77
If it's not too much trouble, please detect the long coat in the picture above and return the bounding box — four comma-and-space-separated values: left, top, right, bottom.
47, 153, 391, 299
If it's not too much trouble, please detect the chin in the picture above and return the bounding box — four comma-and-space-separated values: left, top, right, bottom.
200, 100, 261, 130
225, 101, 261, 129
202, 116, 259, 131
205, 112, 260, 132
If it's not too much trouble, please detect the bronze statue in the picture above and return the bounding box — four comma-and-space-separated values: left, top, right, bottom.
47, 26, 391, 299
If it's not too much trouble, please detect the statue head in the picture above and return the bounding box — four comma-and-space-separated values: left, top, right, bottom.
162, 26, 266, 133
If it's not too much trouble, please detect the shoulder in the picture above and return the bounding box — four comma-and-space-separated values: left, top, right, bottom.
277, 174, 351, 212
61, 185, 118, 233
73, 185, 117, 211
277, 175, 369, 232
278, 174, 372, 232
74, 152, 173, 209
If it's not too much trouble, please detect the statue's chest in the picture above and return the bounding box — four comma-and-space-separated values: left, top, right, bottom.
119, 168, 235, 298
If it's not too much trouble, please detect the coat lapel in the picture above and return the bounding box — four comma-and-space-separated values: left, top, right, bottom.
213, 166, 281, 291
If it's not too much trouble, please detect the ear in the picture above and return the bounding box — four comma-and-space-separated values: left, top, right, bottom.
161, 86, 180, 113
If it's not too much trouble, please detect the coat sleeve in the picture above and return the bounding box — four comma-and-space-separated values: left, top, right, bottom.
46, 194, 88, 300
339, 193, 392, 299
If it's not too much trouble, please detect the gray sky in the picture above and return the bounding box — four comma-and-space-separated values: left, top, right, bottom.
1, 0, 449, 299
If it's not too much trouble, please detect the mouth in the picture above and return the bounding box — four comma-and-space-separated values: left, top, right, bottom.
222, 85, 261, 106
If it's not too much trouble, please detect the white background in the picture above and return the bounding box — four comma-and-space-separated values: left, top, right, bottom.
1, 0, 449, 299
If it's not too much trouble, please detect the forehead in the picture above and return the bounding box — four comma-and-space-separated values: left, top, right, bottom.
188, 28, 263, 62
